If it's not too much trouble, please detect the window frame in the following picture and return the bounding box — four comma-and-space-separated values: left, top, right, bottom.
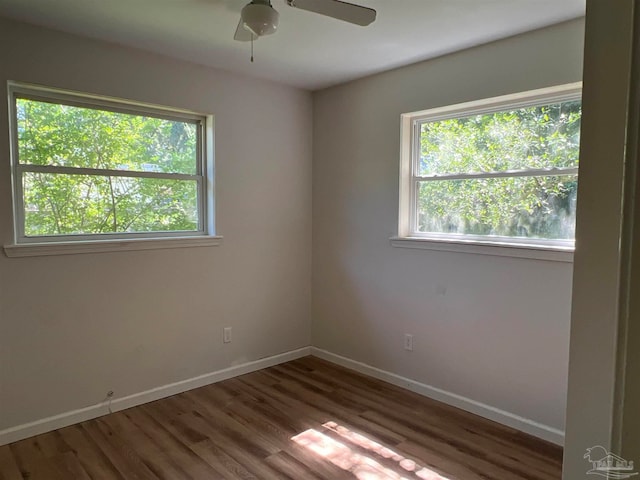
397, 82, 583, 257
6, 82, 217, 252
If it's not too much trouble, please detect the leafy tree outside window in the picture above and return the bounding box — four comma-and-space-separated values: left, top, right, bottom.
9, 84, 211, 243
401, 85, 581, 247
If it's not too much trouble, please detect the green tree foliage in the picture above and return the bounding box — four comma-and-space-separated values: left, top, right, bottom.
17, 99, 199, 236
418, 100, 581, 239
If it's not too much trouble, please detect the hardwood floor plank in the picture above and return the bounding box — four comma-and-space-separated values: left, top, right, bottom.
181, 390, 281, 458
57, 424, 124, 480
301, 357, 562, 466
217, 381, 354, 479
271, 364, 336, 393
0, 356, 563, 480
47, 451, 92, 480
305, 364, 561, 478
101, 411, 198, 479
266, 378, 408, 446
138, 405, 254, 479
0, 446, 23, 480
264, 450, 324, 480
9, 438, 67, 480
189, 439, 255, 480
28, 432, 72, 459
361, 410, 551, 480
144, 396, 285, 479
398, 440, 492, 480
82, 419, 161, 480
127, 405, 228, 479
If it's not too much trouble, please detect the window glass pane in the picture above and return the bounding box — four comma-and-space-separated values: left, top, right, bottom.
16, 98, 198, 175
417, 175, 577, 240
23, 172, 199, 236
418, 100, 581, 176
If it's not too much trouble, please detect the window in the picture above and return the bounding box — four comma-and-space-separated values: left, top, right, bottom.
397, 83, 582, 253
7, 82, 216, 253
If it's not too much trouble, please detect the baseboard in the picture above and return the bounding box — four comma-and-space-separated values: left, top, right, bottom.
1, 346, 565, 447
0, 346, 312, 446
310, 347, 565, 446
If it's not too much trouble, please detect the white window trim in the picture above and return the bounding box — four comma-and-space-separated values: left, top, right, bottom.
395, 82, 582, 262
4, 81, 220, 256
4, 235, 223, 258
390, 237, 573, 263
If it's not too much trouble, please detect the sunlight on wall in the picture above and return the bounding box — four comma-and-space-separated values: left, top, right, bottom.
291, 421, 451, 480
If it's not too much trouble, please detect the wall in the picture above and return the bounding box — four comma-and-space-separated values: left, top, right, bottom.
312, 19, 584, 440
564, 1, 636, 477
0, 18, 312, 434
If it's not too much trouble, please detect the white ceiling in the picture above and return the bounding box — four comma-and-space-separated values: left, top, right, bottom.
0, 0, 585, 90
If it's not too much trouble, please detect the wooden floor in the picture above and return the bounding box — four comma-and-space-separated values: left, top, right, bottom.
0, 356, 563, 480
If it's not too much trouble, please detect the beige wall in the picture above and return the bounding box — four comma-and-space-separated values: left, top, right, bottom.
0, 18, 312, 431
312, 19, 584, 436
564, 1, 636, 477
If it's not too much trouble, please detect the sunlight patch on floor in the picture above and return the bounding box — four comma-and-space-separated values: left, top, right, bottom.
291, 422, 450, 480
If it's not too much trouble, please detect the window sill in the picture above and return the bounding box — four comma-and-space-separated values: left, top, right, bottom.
4, 235, 223, 258
390, 236, 574, 263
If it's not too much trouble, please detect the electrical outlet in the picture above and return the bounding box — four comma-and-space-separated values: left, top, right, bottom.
223, 327, 232, 344
404, 334, 413, 351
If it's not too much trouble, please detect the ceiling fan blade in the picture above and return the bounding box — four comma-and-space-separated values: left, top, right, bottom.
234, 18, 255, 42
287, 0, 376, 26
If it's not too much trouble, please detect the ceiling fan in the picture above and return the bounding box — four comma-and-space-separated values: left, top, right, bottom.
234, 0, 377, 42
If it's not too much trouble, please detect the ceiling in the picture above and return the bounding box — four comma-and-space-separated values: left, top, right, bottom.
0, 0, 585, 90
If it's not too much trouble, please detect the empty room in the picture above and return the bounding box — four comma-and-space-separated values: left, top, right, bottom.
0, 1, 638, 479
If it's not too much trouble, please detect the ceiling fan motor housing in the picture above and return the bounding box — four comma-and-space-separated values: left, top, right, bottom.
241, 1, 279, 37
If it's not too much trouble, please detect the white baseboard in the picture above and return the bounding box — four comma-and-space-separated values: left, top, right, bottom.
310, 347, 565, 446
0, 346, 312, 446
1, 346, 565, 447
